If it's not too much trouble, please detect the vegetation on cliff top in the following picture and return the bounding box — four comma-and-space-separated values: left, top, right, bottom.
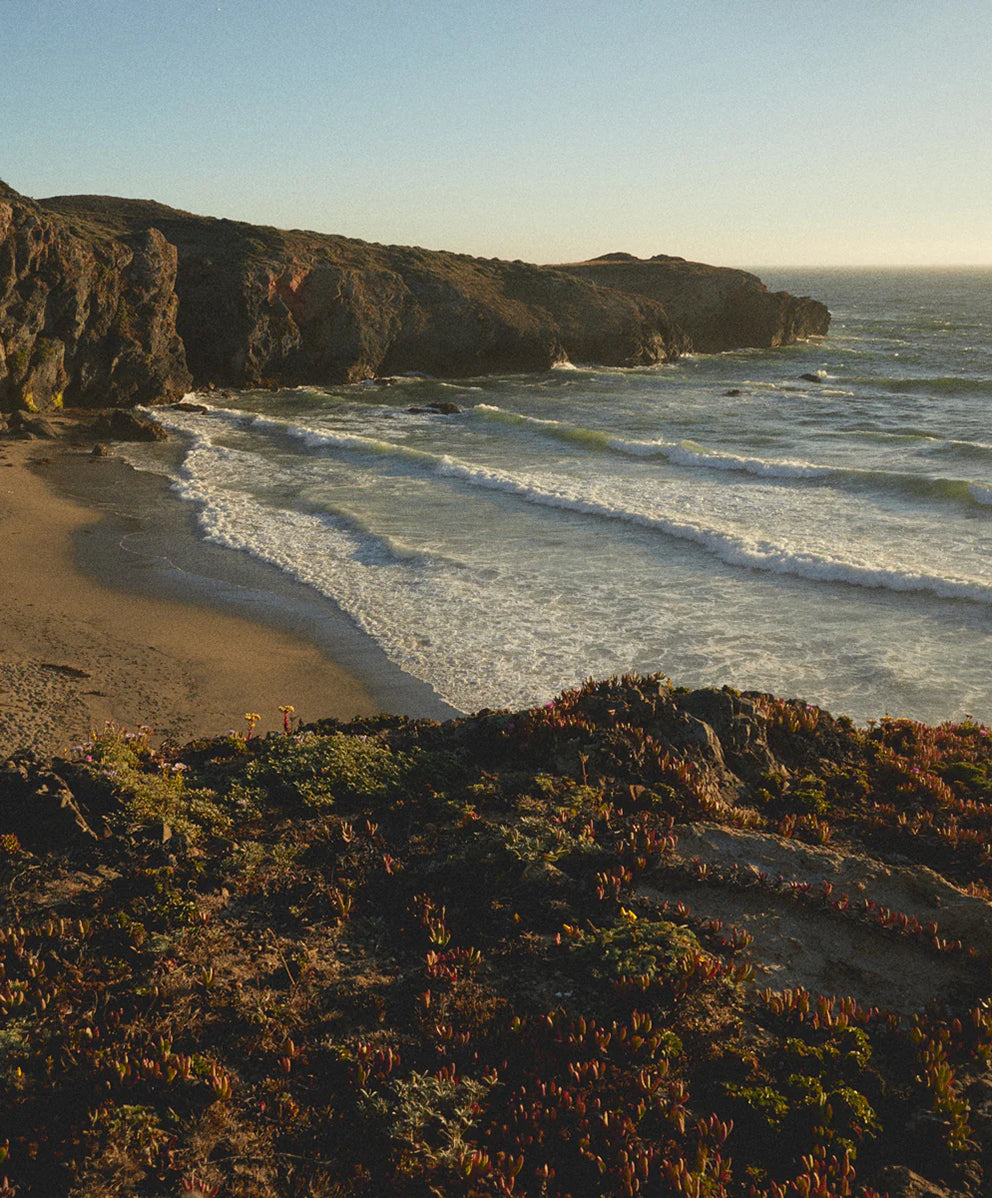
3, 675, 992, 1197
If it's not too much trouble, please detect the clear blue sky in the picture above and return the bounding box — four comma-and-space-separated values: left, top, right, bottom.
4, 0, 990, 266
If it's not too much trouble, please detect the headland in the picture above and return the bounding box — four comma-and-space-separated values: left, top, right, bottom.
1, 180, 829, 412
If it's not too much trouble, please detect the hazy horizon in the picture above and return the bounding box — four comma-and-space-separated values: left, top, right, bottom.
5, 0, 990, 268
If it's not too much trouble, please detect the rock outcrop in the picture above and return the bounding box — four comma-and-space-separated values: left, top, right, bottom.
555, 252, 830, 352
0, 181, 191, 412
0, 180, 830, 412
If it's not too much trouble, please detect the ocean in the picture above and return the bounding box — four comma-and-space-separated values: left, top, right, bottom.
119, 267, 992, 727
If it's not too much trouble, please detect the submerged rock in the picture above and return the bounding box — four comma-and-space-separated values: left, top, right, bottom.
407, 402, 461, 415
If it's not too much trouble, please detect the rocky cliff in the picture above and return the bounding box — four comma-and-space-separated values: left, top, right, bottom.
41, 193, 689, 392
0, 181, 191, 413
555, 252, 830, 353
0, 182, 829, 413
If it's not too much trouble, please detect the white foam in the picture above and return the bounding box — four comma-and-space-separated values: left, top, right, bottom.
155, 441, 604, 710
422, 455, 991, 604
473, 404, 836, 477
156, 404, 992, 608
641, 439, 835, 479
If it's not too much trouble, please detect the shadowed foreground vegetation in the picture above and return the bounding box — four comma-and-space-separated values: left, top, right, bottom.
4, 675, 992, 1197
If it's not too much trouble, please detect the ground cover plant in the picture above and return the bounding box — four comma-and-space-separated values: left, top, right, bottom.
3, 675, 992, 1196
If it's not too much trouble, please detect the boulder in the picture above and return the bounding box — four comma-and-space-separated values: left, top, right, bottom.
93, 408, 168, 441
0, 754, 97, 854
16, 415, 59, 439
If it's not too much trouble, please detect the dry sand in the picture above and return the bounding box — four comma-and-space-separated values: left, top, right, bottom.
0, 428, 380, 760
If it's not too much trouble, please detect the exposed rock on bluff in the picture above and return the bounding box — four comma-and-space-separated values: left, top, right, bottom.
0, 181, 190, 412
0, 181, 829, 412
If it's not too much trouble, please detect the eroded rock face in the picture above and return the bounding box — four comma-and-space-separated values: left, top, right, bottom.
0, 181, 191, 413
554, 253, 830, 352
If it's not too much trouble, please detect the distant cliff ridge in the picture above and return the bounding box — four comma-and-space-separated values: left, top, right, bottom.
0, 182, 829, 412
556, 252, 830, 354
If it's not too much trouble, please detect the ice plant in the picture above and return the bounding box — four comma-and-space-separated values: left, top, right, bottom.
179, 1175, 220, 1198
243, 711, 261, 740
279, 703, 295, 733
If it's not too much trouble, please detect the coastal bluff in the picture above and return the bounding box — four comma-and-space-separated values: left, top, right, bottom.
556, 251, 830, 353
1, 180, 829, 412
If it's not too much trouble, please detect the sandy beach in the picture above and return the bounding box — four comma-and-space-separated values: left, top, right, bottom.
0, 421, 393, 759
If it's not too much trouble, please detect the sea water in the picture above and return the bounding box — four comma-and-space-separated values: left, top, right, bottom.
121, 268, 992, 726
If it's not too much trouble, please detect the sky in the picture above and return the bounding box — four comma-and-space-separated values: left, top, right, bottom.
3, 0, 990, 267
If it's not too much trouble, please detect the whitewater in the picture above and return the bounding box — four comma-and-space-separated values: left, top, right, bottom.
121, 267, 992, 726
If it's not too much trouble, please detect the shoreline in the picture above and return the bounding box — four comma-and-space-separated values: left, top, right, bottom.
0, 419, 457, 760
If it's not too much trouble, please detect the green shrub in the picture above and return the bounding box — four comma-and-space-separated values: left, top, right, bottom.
239, 732, 406, 810
564, 916, 703, 985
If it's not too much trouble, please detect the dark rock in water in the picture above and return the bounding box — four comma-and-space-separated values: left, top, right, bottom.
170, 400, 210, 413
408, 402, 461, 415
93, 408, 168, 441
90, 441, 113, 456
724, 388, 742, 396
0, 754, 97, 853
800, 372, 824, 382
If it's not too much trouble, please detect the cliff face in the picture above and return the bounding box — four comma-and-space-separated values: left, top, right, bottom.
556, 253, 830, 353
0, 182, 191, 412
0, 182, 829, 412
41, 195, 689, 391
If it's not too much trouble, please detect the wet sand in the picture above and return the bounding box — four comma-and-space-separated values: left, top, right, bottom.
0, 420, 456, 760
